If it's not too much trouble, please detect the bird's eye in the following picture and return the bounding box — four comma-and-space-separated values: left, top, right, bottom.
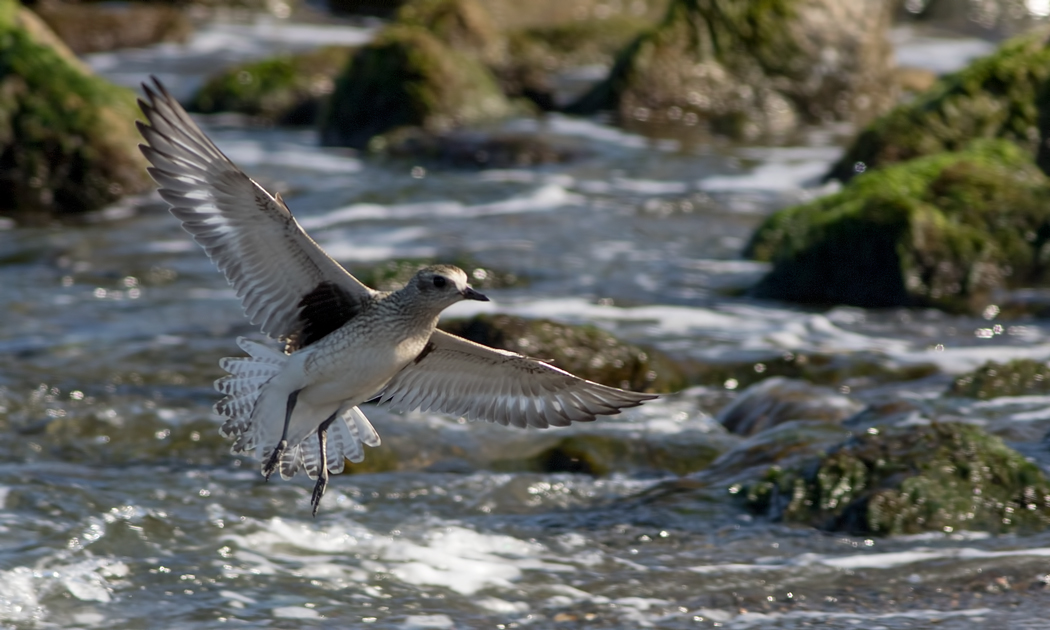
432, 276, 447, 289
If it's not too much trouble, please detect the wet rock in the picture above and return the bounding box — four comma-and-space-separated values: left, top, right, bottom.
717, 377, 861, 436
0, 0, 152, 216
828, 28, 1050, 183
396, 0, 506, 65
747, 140, 1050, 313
738, 422, 1050, 535
351, 257, 523, 292
439, 313, 686, 393
494, 432, 724, 476
569, 0, 896, 140
29, 0, 191, 54
949, 359, 1050, 399
378, 127, 586, 167
190, 46, 354, 125
319, 24, 517, 149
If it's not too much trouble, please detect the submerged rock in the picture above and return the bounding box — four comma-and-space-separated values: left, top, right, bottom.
29, 0, 191, 54
747, 140, 1050, 312
949, 359, 1050, 399
569, 0, 896, 139
739, 422, 1050, 535
0, 0, 151, 215
319, 24, 517, 149
439, 313, 686, 393
717, 377, 860, 436
378, 127, 587, 167
829, 28, 1050, 182
190, 46, 354, 125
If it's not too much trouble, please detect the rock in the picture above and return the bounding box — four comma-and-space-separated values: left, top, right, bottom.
569, 0, 896, 139
717, 377, 861, 436
746, 140, 1050, 313
828, 28, 1050, 182
351, 257, 523, 292
494, 432, 724, 476
319, 24, 517, 149
439, 313, 686, 393
396, 0, 506, 65
29, 0, 191, 54
949, 359, 1050, 399
0, 0, 151, 216
190, 46, 354, 125
378, 127, 587, 167
738, 422, 1050, 535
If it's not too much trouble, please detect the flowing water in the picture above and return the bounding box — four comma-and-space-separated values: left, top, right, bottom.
4, 14, 1050, 630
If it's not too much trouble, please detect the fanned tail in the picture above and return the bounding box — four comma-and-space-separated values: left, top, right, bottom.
214, 337, 287, 451
299, 406, 382, 480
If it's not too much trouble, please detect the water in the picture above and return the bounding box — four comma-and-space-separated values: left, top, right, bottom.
4, 14, 1050, 630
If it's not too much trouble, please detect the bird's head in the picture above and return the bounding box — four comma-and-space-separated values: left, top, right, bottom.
411, 265, 489, 310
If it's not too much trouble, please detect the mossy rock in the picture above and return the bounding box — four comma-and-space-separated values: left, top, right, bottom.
190, 46, 354, 125
949, 359, 1050, 399
351, 257, 523, 292
686, 352, 938, 392
0, 0, 151, 215
396, 0, 505, 65
319, 24, 517, 149
569, 0, 895, 138
31, 1, 191, 55
493, 432, 723, 476
746, 140, 1050, 313
738, 422, 1050, 535
829, 28, 1050, 182
439, 313, 686, 393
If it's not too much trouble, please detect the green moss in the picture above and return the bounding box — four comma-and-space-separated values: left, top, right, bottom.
190, 46, 354, 125
829, 28, 1050, 181
439, 313, 686, 393
320, 24, 516, 149
0, 2, 150, 214
739, 422, 1050, 535
949, 359, 1050, 399
747, 140, 1050, 312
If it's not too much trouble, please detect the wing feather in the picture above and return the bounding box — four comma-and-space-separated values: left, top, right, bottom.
137, 77, 375, 346
380, 330, 657, 428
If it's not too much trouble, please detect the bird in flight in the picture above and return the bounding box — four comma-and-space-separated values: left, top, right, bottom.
136, 77, 657, 515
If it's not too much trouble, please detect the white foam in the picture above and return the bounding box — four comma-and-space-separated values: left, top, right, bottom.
215, 139, 361, 174
401, 614, 455, 628
0, 557, 128, 625
301, 184, 582, 229
691, 546, 1050, 574
503, 115, 648, 149
699, 157, 837, 193
273, 606, 320, 619
890, 26, 997, 75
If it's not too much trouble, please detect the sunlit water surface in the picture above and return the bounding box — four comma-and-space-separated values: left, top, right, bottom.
3, 15, 1050, 630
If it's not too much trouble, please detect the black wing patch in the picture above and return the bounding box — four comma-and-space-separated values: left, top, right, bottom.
286, 281, 361, 352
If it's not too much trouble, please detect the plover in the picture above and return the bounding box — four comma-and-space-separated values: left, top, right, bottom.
136, 78, 657, 515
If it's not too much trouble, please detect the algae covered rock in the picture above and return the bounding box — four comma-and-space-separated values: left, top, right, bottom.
746, 140, 1050, 312
191, 46, 354, 125
320, 24, 517, 149
949, 359, 1050, 399
0, 0, 151, 215
570, 0, 895, 138
829, 28, 1050, 182
30, 0, 191, 54
439, 313, 686, 393
739, 422, 1050, 535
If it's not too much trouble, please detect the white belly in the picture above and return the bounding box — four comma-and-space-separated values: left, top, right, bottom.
298, 332, 427, 407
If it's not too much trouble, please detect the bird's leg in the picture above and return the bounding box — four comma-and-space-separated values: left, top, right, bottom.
263, 388, 301, 481
310, 411, 339, 517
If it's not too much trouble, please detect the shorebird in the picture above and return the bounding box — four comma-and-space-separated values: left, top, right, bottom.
136, 77, 657, 515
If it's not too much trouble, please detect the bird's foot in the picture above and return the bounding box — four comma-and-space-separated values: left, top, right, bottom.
263, 439, 287, 481
310, 469, 329, 517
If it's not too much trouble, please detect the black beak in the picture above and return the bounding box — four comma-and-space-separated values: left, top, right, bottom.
461, 286, 489, 301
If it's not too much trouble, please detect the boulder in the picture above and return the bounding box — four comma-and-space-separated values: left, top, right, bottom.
828, 28, 1050, 182
739, 422, 1050, 535
717, 377, 860, 436
190, 46, 354, 125
439, 313, 686, 393
949, 359, 1050, 399
319, 24, 517, 149
746, 140, 1050, 312
569, 0, 896, 139
0, 0, 151, 216
29, 0, 191, 54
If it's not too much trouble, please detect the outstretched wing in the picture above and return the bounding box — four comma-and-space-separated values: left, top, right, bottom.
379, 330, 657, 428
136, 77, 375, 349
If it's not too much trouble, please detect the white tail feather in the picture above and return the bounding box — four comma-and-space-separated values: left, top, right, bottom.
215, 337, 287, 443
